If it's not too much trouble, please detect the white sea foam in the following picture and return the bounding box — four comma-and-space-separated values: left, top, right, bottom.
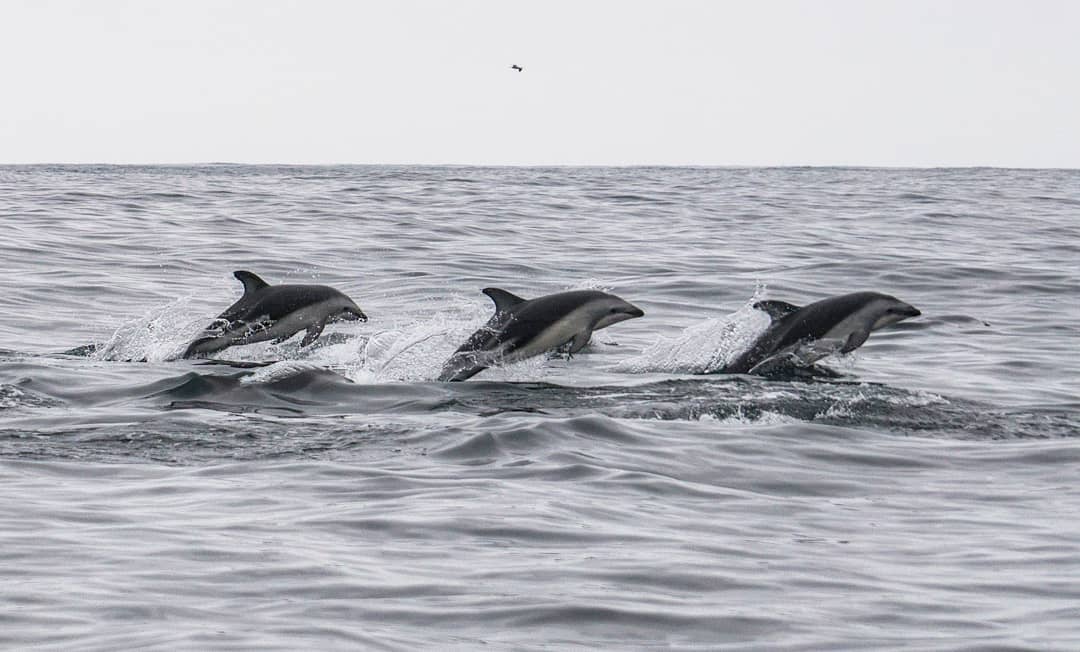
697, 409, 799, 426
239, 360, 324, 384
617, 292, 771, 375
93, 297, 209, 362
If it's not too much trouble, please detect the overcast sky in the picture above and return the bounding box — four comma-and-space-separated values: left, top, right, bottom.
2, 0, 1078, 166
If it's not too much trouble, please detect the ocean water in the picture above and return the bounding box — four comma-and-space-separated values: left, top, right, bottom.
1, 165, 1078, 650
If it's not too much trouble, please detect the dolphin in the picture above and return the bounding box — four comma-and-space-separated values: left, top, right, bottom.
723, 291, 921, 374
438, 287, 645, 382
182, 271, 367, 358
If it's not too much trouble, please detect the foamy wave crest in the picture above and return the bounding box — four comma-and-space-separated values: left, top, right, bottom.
239, 360, 326, 384
0, 384, 62, 410
697, 409, 799, 426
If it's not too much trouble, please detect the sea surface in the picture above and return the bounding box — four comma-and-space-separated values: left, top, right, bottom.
1, 165, 1078, 650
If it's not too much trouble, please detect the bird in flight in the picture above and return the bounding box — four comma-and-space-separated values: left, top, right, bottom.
510, 64, 523, 72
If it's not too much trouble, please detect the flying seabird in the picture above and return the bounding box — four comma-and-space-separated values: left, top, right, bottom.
510, 64, 523, 72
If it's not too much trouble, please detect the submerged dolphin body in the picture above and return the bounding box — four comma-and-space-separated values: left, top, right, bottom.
438, 288, 645, 382
182, 271, 367, 358
723, 291, 921, 374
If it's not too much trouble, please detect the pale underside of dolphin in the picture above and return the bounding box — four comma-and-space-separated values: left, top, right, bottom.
722, 291, 921, 374
182, 271, 367, 359
438, 287, 645, 382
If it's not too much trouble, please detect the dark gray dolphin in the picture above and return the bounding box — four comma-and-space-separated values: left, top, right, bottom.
438, 287, 644, 382
723, 291, 920, 374
182, 271, 367, 358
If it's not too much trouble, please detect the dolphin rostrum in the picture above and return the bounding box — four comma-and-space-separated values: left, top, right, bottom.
438, 287, 645, 382
182, 271, 367, 358
723, 291, 921, 374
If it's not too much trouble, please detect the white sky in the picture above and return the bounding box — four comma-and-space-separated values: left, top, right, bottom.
2, 0, 1078, 166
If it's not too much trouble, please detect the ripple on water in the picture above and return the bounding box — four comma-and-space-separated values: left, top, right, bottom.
1, 166, 1080, 649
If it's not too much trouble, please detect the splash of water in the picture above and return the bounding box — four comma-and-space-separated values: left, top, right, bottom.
618, 291, 771, 374
89, 278, 652, 382
93, 297, 209, 362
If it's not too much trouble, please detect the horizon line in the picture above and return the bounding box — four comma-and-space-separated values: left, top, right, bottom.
2, 161, 1078, 171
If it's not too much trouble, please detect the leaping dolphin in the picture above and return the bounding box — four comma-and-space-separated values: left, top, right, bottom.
723, 291, 921, 374
182, 271, 367, 359
438, 287, 644, 382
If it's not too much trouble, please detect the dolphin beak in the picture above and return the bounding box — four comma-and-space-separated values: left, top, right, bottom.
626, 305, 645, 319
348, 308, 368, 322
904, 305, 921, 318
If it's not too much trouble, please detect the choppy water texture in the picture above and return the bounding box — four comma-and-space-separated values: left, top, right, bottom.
1, 165, 1079, 650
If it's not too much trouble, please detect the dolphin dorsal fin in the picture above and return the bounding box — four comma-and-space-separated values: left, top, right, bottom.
233, 270, 270, 295
754, 300, 801, 321
482, 287, 527, 314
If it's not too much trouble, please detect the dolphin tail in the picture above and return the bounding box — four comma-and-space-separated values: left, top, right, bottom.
182, 336, 223, 359
437, 359, 487, 382
437, 351, 488, 382
437, 367, 485, 382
